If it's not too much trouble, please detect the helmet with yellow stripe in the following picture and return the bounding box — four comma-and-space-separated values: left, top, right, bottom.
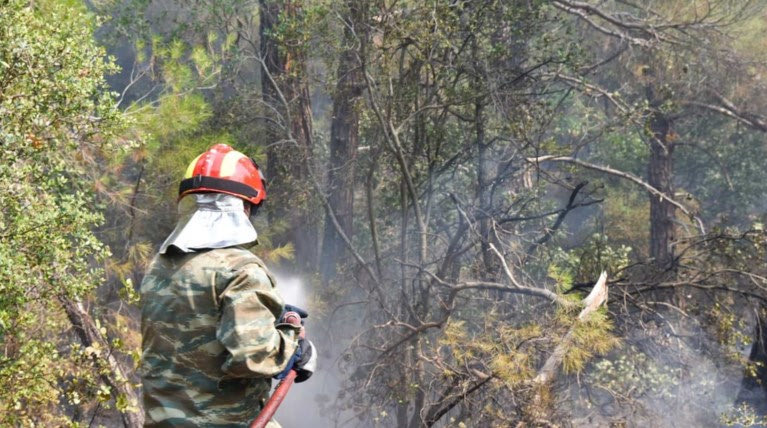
179, 144, 266, 206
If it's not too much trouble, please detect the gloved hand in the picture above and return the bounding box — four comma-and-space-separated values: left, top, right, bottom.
281, 304, 309, 320
274, 338, 317, 383
276, 304, 309, 338
275, 304, 316, 382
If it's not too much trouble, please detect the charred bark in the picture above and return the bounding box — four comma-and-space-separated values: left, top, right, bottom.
647, 112, 676, 265
645, 75, 676, 267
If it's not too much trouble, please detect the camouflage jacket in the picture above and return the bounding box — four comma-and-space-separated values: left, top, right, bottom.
140, 247, 299, 427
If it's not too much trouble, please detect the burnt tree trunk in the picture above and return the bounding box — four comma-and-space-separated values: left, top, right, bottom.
259, 0, 316, 270
647, 111, 676, 265
320, 1, 364, 283
644, 75, 676, 267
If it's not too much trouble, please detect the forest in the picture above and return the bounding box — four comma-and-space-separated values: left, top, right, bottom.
3, 0, 767, 426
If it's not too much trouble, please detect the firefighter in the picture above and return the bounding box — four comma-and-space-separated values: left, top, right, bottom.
140, 143, 316, 427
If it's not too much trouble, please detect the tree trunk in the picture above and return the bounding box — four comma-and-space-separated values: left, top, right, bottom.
60, 296, 143, 427
259, 0, 316, 270
647, 105, 676, 266
476, 101, 494, 276
320, 1, 364, 283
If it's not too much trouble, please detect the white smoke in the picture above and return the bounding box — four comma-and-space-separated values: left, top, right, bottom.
272, 273, 345, 428
276, 274, 309, 309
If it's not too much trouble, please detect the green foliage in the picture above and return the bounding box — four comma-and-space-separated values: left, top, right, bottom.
439, 319, 540, 387
550, 233, 631, 286
707, 301, 754, 368
593, 131, 648, 177
562, 310, 619, 374
603, 189, 650, 255
721, 403, 767, 427
492, 324, 542, 384
2, 0, 766, 425
0, 0, 128, 423
675, 125, 767, 224
589, 346, 679, 400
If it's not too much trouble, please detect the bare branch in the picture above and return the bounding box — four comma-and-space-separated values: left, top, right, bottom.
527, 155, 705, 234
685, 93, 767, 132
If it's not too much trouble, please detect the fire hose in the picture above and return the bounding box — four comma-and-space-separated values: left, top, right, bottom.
249, 369, 297, 428
250, 307, 305, 428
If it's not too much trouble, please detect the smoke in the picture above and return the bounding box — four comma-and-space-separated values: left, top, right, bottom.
273, 273, 347, 428
275, 275, 310, 309
570, 310, 752, 427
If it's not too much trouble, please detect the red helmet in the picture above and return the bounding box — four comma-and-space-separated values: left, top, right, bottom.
179, 144, 266, 206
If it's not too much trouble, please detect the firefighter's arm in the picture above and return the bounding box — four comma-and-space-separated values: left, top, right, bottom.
216, 263, 300, 378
